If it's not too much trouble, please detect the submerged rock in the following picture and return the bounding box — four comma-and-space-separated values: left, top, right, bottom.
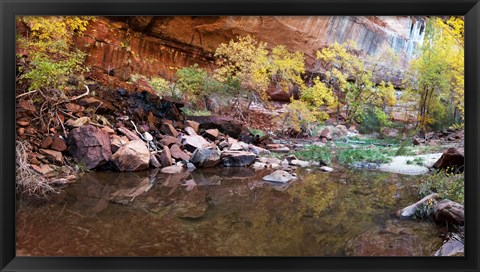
262, 170, 296, 184
175, 190, 208, 219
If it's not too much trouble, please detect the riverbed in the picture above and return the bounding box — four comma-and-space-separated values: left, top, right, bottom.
16, 166, 444, 256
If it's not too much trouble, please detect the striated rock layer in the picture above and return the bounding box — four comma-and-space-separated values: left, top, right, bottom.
77, 16, 425, 83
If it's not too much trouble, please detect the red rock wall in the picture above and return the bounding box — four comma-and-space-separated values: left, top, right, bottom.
77, 16, 425, 82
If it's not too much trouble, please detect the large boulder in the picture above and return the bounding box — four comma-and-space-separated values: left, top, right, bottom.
68, 125, 112, 169
112, 140, 150, 171
186, 115, 250, 139
190, 147, 221, 168
433, 148, 464, 171
434, 199, 464, 226
221, 151, 256, 167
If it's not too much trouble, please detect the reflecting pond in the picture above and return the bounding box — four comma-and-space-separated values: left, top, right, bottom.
16, 167, 444, 256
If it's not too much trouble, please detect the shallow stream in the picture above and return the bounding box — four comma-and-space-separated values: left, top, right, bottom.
16, 167, 444, 256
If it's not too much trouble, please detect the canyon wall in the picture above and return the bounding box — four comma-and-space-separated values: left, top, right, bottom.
77, 16, 425, 84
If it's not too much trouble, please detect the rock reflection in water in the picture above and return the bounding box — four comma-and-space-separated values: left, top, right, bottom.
16, 167, 444, 256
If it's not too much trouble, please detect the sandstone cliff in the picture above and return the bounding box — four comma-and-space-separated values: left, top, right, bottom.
77, 16, 425, 85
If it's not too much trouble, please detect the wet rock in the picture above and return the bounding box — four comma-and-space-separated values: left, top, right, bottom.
433, 199, 464, 226
175, 190, 208, 220
51, 137, 67, 152
184, 120, 199, 133
433, 148, 464, 171
117, 126, 141, 141
38, 149, 63, 164
159, 146, 173, 167
181, 134, 211, 153
160, 123, 179, 137
191, 147, 221, 168
204, 129, 219, 141
221, 151, 257, 167
112, 140, 150, 171
320, 166, 334, 172
262, 170, 296, 183
170, 144, 190, 161
187, 115, 249, 139
68, 125, 112, 169
161, 165, 186, 174
40, 136, 53, 149
434, 237, 464, 256
397, 193, 439, 217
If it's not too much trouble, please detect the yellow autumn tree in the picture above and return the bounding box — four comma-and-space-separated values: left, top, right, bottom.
17, 16, 93, 92
316, 40, 397, 126
404, 16, 464, 132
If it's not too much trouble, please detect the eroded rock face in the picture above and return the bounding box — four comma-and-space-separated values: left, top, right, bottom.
77, 16, 424, 88
68, 125, 112, 169
112, 140, 150, 171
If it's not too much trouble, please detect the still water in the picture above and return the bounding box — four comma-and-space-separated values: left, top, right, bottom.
16, 167, 444, 256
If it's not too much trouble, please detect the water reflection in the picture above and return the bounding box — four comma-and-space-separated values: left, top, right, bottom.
16, 167, 443, 256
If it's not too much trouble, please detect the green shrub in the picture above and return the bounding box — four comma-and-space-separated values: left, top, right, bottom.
419, 170, 464, 204
337, 148, 392, 165
294, 145, 331, 164
357, 107, 393, 134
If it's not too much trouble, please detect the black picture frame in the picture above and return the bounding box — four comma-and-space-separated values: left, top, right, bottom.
1, 0, 479, 271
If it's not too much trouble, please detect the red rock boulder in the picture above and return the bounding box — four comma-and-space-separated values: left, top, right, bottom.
68, 125, 112, 169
